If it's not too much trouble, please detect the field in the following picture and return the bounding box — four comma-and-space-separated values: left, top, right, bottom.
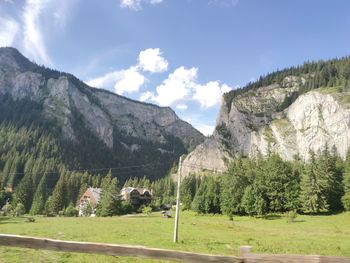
0, 211, 350, 262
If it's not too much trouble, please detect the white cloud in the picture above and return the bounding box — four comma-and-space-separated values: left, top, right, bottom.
120, 0, 142, 10
114, 66, 145, 95
0, 0, 75, 66
194, 123, 215, 136
120, 0, 163, 10
86, 47, 168, 96
0, 17, 19, 47
22, 0, 53, 66
146, 66, 232, 108
153, 66, 197, 106
184, 117, 214, 136
86, 71, 123, 88
139, 91, 154, 102
87, 67, 145, 95
138, 48, 168, 73
176, 104, 188, 110
193, 81, 232, 108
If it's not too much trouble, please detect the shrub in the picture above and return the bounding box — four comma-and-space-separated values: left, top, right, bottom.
141, 205, 153, 216
81, 203, 93, 217
1, 203, 13, 216
14, 203, 25, 217
64, 203, 79, 217
286, 210, 298, 223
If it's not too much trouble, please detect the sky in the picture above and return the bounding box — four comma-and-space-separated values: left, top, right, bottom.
0, 0, 350, 136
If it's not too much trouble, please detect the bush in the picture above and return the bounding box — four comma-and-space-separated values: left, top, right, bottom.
64, 203, 79, 217
81, 203, 93, 217
14, 203, 25, 217
1, 203, 13, 216
286, 210, 298, 223
141, 205, 153, 216
120, 201, 132, 215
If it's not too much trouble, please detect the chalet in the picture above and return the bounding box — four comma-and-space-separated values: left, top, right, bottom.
78, 187, 101, 216
78, 186, 152, 216
120, 187, 152, 206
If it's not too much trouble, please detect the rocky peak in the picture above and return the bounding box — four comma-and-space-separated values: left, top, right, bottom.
182, 55, 350, 176
0, 47, 204, 153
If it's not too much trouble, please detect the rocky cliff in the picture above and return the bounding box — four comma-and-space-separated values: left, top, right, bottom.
182, 59, 350, 176
0, 47, 204, 180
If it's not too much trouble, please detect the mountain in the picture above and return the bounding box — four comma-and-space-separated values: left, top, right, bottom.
0, 47, 204, 184
182, 56, 350, 176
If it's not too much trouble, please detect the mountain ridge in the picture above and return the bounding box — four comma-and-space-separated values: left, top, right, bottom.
182, 55, 350, 176
0, 47, 204, 181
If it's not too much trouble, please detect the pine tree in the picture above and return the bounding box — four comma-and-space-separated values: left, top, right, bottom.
180, 174, 196, 211
300, 152, 329, 214
14, 173, 33, 212
263, 154, 299, 212
30, 173, 48, 215
342, 151, 350, 211
220, 158, 249, 216
49, 173, 67, 215
191, 178, 206, 214
314, 146, 343, 212
96, 171, 119, 217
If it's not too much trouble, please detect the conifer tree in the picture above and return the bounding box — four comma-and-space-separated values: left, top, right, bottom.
49, 172, 67, 214
300, 152, 329, 213
30, 173, 48, 215
342, 151, 350, 211
96, 170, 119, 217
14, 173, 33, 212
220, 158, 249, 216
313, 146, 343, 212
180, 174, 196, 210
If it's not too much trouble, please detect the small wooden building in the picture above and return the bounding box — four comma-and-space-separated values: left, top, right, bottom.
78, 187, 101, 216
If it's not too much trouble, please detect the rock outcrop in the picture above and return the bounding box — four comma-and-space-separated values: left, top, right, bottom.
182, 77, 350, 176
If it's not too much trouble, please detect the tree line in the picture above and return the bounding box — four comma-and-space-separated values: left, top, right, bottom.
171, 148, 350, 217
1, 122, 349, 218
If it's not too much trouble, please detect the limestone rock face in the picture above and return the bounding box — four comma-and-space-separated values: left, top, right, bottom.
182, 78, 350, 176
0, 47, 204, 152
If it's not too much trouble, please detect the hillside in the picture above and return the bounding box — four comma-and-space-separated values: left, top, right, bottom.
182, 56, 350, 175
0, 47, 204, 211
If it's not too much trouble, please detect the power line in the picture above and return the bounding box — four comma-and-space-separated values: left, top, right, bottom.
4, 161, 174, 177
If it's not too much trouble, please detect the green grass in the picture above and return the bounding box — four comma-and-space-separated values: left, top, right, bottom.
1, 212, 350, 262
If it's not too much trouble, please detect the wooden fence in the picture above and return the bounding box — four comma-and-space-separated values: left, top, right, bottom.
0, 234, 349, 263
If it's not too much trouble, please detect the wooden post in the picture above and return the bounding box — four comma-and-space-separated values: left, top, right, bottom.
239, 246, 252, 260
173, 155, 184, 243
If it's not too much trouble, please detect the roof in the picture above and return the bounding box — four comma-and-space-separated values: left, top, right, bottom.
121, 187, 151, 195
121, 187, 136, 194
89, 187, 101, 203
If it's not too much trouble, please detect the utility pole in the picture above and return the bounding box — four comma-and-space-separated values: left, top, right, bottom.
173, 155, 184, 243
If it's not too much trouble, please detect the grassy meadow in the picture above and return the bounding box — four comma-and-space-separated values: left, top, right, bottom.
0, 211, 350, 262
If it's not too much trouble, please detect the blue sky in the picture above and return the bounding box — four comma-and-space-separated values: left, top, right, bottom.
1, 0, 350, 135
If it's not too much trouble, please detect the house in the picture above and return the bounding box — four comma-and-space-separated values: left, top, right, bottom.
120, 187, 152, 206
78, 186, 152, 216
78, 187, 101, 216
